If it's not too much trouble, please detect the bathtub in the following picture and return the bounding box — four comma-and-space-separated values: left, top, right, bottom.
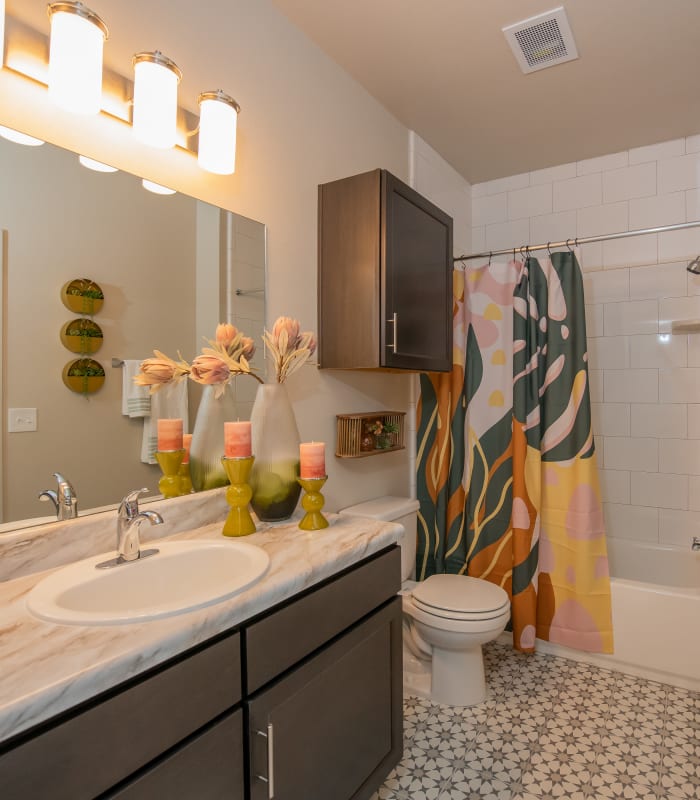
509, 539, 700, 691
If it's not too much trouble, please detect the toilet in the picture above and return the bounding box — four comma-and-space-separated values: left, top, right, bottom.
339, 496, 511, 707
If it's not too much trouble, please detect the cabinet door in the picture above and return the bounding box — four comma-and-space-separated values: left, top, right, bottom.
382, 171, 453, 371
108, 710, 244, 800
248, 598, 402, 800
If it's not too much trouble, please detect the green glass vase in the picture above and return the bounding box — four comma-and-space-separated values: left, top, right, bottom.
249, 383, 301, 521
189, 383, 238, 492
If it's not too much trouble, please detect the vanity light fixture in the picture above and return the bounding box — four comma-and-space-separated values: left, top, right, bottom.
132, 51, 181, 149
0, 125, 45, 146
142, 179, 176, 195
197, 90, 240, 175
78, 154, 117, 172
47, 1, 108, 115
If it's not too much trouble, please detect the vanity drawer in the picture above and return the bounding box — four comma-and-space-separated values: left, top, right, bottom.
108, 709, 244, 800
0, 632, 241, 800
246, 545, 400, 693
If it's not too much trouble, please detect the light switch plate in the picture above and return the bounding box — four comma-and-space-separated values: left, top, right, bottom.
8, 408, 37, 432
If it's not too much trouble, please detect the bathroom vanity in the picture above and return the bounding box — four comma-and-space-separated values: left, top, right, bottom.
0, 506, 403, 800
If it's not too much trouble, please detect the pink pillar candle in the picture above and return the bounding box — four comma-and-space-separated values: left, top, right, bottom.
182, 433, 192, 464
157, 418, 183, 451
300, 441, 326, 479
224, 421, 252, 458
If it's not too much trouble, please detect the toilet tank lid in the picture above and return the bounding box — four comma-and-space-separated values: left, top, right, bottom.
338, 496, 420, 521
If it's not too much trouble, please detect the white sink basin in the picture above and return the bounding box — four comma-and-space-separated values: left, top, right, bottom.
26, 540, 270, 626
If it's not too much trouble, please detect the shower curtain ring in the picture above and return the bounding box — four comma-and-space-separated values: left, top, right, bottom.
547, 241, 552, 257
488, 251, 493, 266
566, 238, 573, 253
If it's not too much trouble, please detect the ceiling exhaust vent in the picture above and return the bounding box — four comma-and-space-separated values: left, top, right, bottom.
503, 6, 578, 74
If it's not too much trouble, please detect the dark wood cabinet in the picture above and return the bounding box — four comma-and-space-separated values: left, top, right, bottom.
0, 633, 242, 800
318, 169, 453, 372
0, 547, 402, 800
108, 711, 244, 800
248, 599, 402, 800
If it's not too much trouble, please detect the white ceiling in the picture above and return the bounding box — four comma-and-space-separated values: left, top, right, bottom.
272, 0, 700, 184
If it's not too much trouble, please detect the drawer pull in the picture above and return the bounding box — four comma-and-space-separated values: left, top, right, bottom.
386, 312, 398, 353
255, 724, 275, 799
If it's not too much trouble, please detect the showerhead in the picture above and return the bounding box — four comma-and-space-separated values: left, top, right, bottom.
687, 256, 700, 274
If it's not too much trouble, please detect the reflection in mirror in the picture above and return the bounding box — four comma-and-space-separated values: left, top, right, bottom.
0, 134, 265, 529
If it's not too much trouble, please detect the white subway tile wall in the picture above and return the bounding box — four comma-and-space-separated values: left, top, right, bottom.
471, 134, 700, 547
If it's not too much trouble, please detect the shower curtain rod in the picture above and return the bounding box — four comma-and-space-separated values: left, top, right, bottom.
453, 220, 700, 262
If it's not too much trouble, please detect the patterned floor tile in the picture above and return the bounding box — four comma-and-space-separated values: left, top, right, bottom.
375, 645, 699, 800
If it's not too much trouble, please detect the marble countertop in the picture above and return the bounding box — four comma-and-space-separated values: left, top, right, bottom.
0, 511, 402, 744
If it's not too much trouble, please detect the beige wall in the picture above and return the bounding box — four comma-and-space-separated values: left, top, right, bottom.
0, 0, 413, 516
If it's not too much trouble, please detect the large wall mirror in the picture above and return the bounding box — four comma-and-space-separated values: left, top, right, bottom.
0, 135, 266, 529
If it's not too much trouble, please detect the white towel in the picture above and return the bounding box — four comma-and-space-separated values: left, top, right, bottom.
121, 359, 151, 418
141, 380, 189, 464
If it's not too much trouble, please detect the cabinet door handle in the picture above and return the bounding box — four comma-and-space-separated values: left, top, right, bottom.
386, 312, 398, 353
255, 724, 275, 799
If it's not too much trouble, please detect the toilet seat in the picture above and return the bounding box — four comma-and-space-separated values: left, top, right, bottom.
403, 594, 511, 635
410, 574, 510, 621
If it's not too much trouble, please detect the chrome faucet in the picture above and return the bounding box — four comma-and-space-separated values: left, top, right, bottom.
97, 488, 163, 569
692, 537, 700, 552
38, 472, 78, 520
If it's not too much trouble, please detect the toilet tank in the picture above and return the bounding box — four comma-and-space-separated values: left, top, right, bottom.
338, 496, 420, 582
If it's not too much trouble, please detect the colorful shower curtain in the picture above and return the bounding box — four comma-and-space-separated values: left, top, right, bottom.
417, 251, 613, 654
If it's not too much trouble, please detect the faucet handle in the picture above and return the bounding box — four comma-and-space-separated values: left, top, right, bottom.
39, 473, 78, 519
53, 472, 78, 512
119, 487, 150, 518
53, 472, 75, 496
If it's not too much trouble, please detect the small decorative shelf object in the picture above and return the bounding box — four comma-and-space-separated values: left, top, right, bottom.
60, 317, 104, 354
670, 319, 700, 334
335, 411, 406, 458
62, 358, 106, 395
60, 278, 104, 315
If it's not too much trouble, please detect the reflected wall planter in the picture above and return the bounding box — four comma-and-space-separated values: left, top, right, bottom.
189, 383, 238, 492
62, 358, 105, 395
60, 278, 104, 315
249, 383, 301, 521
60, 318, 103, 354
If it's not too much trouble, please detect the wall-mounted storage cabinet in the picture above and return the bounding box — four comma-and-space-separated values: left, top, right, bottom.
318, 169, 453, 372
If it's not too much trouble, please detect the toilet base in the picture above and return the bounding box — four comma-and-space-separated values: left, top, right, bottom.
402, 641, 488, 707
431, 644, 487, 707
403, 647, 431, 700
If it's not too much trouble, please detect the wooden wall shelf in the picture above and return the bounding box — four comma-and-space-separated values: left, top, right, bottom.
335, 411, 406, 458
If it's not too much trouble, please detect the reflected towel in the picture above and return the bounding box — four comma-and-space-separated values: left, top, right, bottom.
121, 359, 150, 418
142, 380, 189, 464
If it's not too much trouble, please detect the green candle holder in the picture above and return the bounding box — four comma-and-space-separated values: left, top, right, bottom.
221, 455, 256, 537
155, 449, 185, 499
178, 462, 193, 495
297, 476, 329, 531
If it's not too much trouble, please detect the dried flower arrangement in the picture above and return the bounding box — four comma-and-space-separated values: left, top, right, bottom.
135, 317, 316, 396
263, 317, 317, 384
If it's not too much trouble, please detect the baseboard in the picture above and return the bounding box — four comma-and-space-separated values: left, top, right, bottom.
496, 633, 699, 692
